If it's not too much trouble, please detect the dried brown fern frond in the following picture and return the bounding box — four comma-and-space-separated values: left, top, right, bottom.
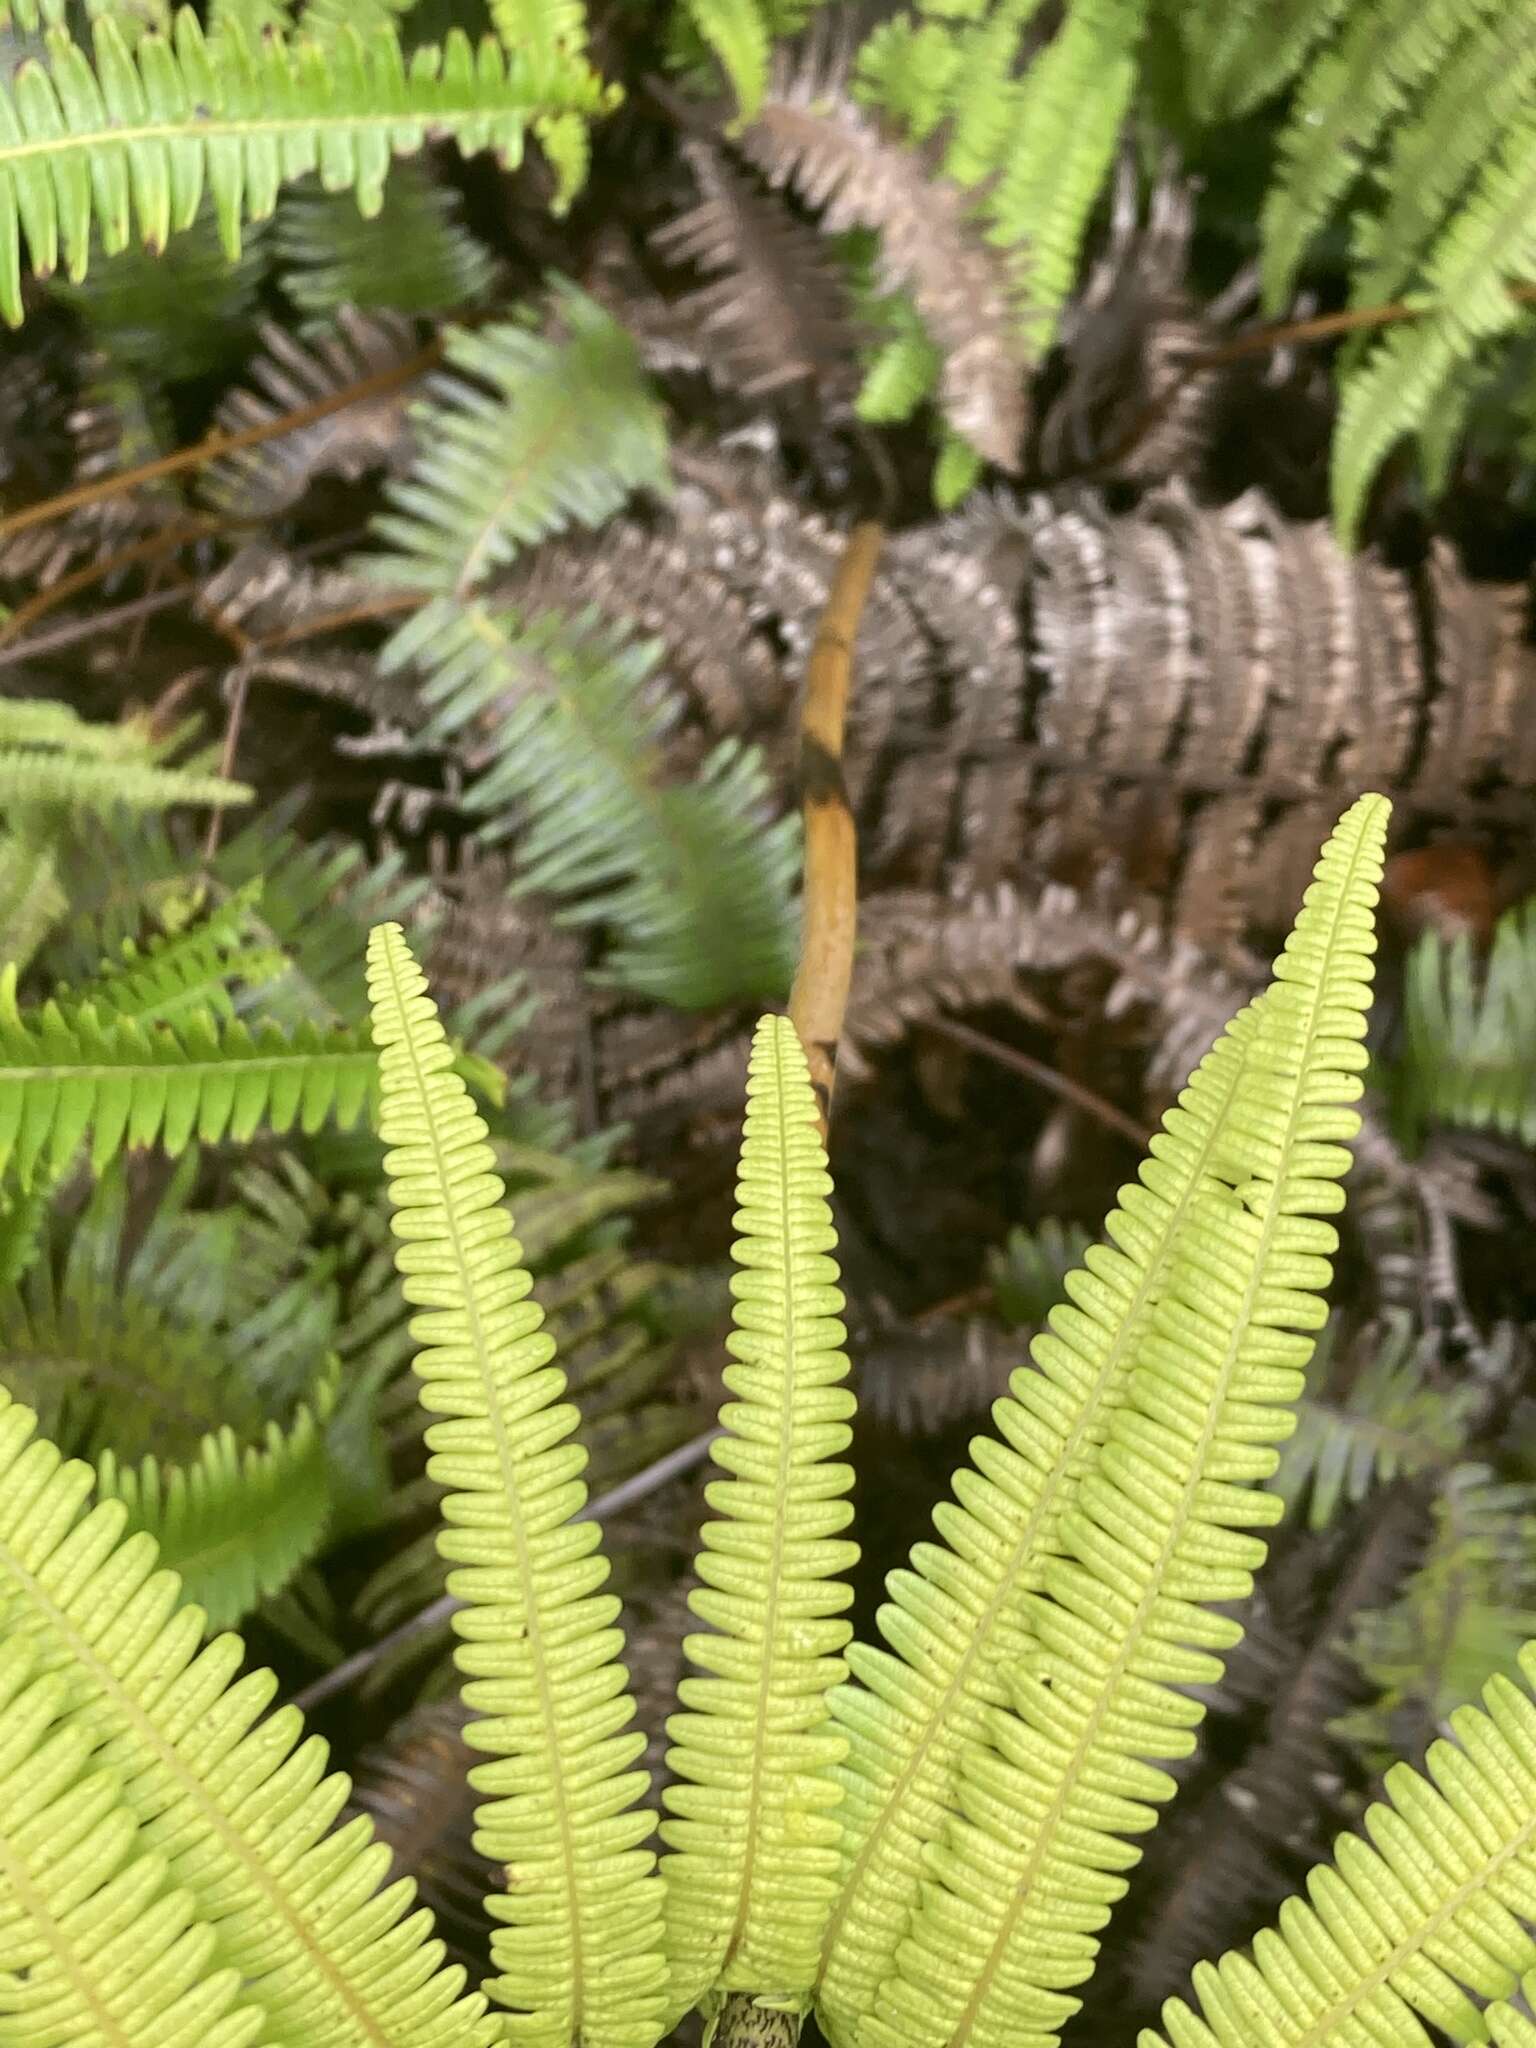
200, 306, 424, 518
651, 137, 865, 409
347, 1698, 498, 1966
850, 1300, 1018, 1437
734, 30, 1030, 467
1039, 153, 1245, 486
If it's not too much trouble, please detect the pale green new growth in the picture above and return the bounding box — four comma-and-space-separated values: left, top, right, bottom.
661, 1015, 857, 2018
366, 921, 667, 2048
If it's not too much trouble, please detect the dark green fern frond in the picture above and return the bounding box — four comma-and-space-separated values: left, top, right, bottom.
1335, 1464, 1536, 1767
1393, 894, 1536, 1144
274, 163, 502, 323
1273, 1313, 1476, 1529
367, 920, 667, 2048
0, 9, 612, 327
1175, 0, 1349, 122
384, 600, 798, 1008
0, 975, 377, 1183
94, 1372, 336, 1631
369, 281, 670, 597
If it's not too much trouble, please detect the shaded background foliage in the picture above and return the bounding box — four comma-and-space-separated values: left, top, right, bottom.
3, 0, 1536, 2038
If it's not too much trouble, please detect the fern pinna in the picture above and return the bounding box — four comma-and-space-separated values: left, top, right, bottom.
12, 792, 1536, 2048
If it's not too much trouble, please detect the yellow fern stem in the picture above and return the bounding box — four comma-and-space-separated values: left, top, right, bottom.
864, 793, 1390, 2048
661, 1015, 858, 2024
366, 922, 666, 2048
815, 987, 1271, 2043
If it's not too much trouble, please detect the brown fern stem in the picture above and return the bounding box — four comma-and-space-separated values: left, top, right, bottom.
788, 519, 883, 1144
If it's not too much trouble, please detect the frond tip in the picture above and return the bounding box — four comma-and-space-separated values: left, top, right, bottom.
365, 919, 667, 2048
661, 1013, 858, 2022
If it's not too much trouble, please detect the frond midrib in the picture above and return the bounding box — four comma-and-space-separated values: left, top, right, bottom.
372, 928, 590, 2024
720, 1017, 807, 1976
0, 1521, 398, 2046
816, 1025, 1254, 1991
948, 804, 1380, 2048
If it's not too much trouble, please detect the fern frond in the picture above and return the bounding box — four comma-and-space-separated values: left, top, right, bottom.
0, 1386, 500, 2048
1394, 894, 1536, 1144
0, 817, 67, 973
660, 1014, 857, 2018
1176, 0, 1348, 122
274, 163, 502, 322
0, 738, 249, 815
857, 793, 1386, 2048
366, 920, 667, 2048
94, 1374, 335, 1631
369, 281, 670, 597
0, 9, 610, 327
684, 0, 770, 120
1273, 1314, 1473, 1529
1145, 1634, 1536, 2048
1260, 0, 1502, 312
1332, 112, 1536, 543
814, 987, 1278, 2030
384, 599, 798, 1008
0, 976, 377, 1184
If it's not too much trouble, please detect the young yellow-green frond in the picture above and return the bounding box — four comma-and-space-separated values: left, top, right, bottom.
365, 920, 666, 2048
816, 1018, 1265, 2036
859, 793, 1389, 2048
661, 1014, 858, 2021
684, 0, 771, 121
1145, 1635, 1536, 2048
0, 1644, 264, 2048
0, 1386, 499, 2048
0, 979, 377, 1184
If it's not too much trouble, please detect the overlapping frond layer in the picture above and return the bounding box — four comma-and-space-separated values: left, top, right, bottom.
860, 794, 1388, 2048
386, 600, 798, 1009
0, 975, 376, 1183
0, 1386, 499, 2048
661, 1015, 857, 2018
95, 1381, 336, 1632
275, 166, 502, 323
1147, 1637, 1536, 2048
0, 1644, 264, 2048
1396, 895, 1536, 1144
814, 985, 1273, 2044
370, 282, 670, 596
0, 8, 610, 325
366, 921, 666, 2048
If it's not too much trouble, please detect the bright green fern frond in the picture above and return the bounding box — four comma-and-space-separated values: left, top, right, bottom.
0, 1385, 500, 2048
0, 734, 249, 816
0, 976, 377, 1184
984, 0, 1146, 351
0, 8, 608, 327
94, 1373, 336, 1631
1393, 893, 1536, 1144
1145, 1634, 1536, 2048
274, 163, 502, 323
684, 0, 770, 121
1332, 113, 1536, 544
385, 599, 798, 1009
1260, 0, 1503, 313
660, 1014, 857, 2019
58, 879, 278, 1027
366, 920, 667, 2048
369, 281, 670, 597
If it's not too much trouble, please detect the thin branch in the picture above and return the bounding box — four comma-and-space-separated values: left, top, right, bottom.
0, 335, 445, 543
788, 519, 883, 1144
0, 517, 227, 650
918, 1012, 1151, 1148
289, 1423, 724, 1714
